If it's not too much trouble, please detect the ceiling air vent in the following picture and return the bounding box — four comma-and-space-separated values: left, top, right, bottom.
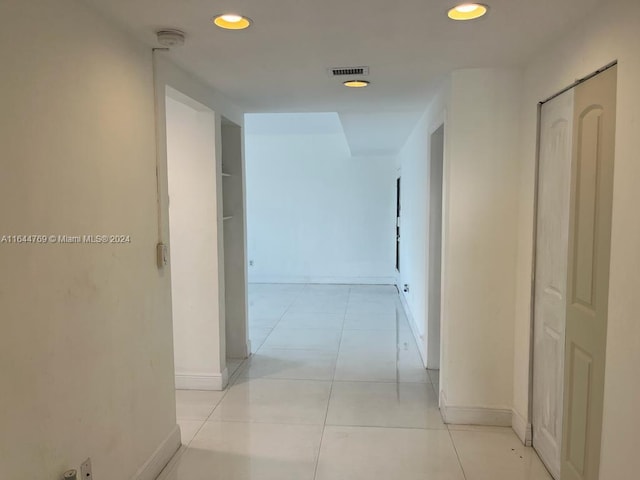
329, 66, 370, 77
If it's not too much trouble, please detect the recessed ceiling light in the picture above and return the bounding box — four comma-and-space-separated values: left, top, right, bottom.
343, 80, 370, 88
213, 14, 252, 30
447, 3, 488, 20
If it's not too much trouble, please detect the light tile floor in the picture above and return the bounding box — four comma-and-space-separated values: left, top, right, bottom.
162, 284, 551, 480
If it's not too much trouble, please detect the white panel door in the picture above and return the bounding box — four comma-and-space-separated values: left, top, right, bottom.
561, 65, 616, 480
533, 89, 575, 479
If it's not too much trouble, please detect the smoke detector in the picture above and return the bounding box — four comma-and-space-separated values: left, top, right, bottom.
156, 30, 186, 47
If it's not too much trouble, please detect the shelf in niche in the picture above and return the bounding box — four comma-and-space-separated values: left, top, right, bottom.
222, 172, 232, 177
223, 216, 234, 221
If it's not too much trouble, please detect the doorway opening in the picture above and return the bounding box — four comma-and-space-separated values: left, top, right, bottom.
427, 124, 444, 373
396, 177, 401, 272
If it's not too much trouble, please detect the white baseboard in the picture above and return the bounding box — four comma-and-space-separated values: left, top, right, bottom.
512, 410, 533, 446
442, 405, 513, 426
440, 391, 512, 427
248, 275, 396, 285
133, 424, 181, 480
175, 368, 228, 391
398, 291, 427, 368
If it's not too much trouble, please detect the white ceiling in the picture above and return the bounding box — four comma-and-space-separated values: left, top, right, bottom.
245, 112, 421, 157
245, 113, 344, 136
84, 0, 600, 154
338, 111, 426, 156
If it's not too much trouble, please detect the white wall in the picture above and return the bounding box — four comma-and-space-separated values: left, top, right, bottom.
397, 69, 521, 424
513, 0, 640, 474
397, 85, 449, 366
153, 57, 245, 392
245, 113, 396, 284
0, 0, 245, 478
166, 95, 223, 388
0, 1, 178, 478
440, 69, 522, 423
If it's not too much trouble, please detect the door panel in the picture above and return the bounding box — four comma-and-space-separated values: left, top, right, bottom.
566, 344, 592, 475
562, 65, 617, 480
572, 106, 603, 307
533, 89, 574, 479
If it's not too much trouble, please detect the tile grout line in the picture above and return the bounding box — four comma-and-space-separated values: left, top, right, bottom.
250, 284, 304, 356
312, 284, 350, 480
446, 426, 469, 480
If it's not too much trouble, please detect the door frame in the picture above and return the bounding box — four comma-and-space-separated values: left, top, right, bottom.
396, 176, 401, 273
427, 124, 445, 370
527, 60, 618, 449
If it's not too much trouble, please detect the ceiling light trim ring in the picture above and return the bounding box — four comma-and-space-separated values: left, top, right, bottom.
343, 80, 370, 88
212, 14, 252, 30
447, 3, 489, 21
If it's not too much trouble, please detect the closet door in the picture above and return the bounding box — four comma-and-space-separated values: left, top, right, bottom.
562, 65, 617, 480
533, 88, 574, 480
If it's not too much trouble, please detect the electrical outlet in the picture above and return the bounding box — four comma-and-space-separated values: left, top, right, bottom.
81, 458, 92, 480
249, 260, 254, 267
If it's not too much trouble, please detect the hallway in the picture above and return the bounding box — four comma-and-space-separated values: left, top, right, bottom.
164, 285, 551, 480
